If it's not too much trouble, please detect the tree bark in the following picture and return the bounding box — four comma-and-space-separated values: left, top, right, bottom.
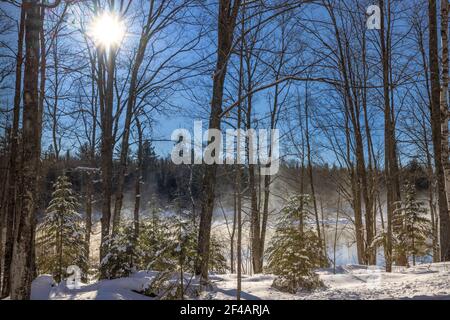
84, 52, 98, 267
247, 86, 261, 273
99, 48, 115, 278
326, 2, 366, 264
1, 4, 25, 299
133, 117, 143, 242
440, 0, 450, 261
230, 187, 236, 274
304, 83, 324, 256
380, 0, 396, 272
415, 14, 440, 261
10, 0, 41, 299
361, 30, 376, 265
236, 9, 244, 298
429, 0, 450, 261
195, 0, 241, 283
112, 14, 152, 233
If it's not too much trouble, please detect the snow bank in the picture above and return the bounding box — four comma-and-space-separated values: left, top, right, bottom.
31, 272, 156, 300
31, 275, 56, 300
30, 263, 450, 300
304, 263, 450, 300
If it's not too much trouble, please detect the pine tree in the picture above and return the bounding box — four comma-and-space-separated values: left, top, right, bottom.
393, 183, 431, 266
36, 175, 87, 282
100, 222, 141, 279
170, 211, 228, 275
100, 205, 228, 281
208, 235, 228, 274
138, 205, 175, 271
266, 195, 327, 293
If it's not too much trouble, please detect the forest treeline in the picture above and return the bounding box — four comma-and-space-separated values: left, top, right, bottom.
1, 0, 450, 299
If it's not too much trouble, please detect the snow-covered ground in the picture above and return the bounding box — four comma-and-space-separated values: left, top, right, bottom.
30, 263, 450, 300
302, 263, 450, 300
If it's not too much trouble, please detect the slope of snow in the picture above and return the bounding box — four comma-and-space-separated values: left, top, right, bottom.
31, 272, 156, 300
206, 274, 295, 300
305, 263, 450, 300
30, 263, 450, 300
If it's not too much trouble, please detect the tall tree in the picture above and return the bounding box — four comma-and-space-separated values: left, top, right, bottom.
94, 1, 123, 278
1, 3, 25, 299
112, 1, 189, 231
36, 175, 87, 282
10, 0, 47, 299
440, 0, 450, 261
195, 0, 241, 282
379, 0, 398, 272
429, 0, 450, 261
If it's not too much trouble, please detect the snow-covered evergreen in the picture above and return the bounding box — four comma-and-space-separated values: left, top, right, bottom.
36, 175, 87, 282
393, 183, 431, 266
100, 222, 141, 279
266, 195, 327, 293
101, 206, 228, 280
138, 206, 176, 272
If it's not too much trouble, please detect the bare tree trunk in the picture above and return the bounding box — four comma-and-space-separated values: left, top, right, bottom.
388, 14, 405, 265
440, 0, 450, 261
195, 0, 241, 283
10, 0, 41, 299
133, 117, 143, 242
348, 38, 372, 265
1, 4, 25, 299
326, 2, 365, 264
361, 25, 376, 265
38, 6, 45, 160
236, 166, 242, 299
429, 0, 450, 261
333, 191, 341, 274
112, 13, 152, 232
380, 0, 395, 272
415, 13, 440, 262
259, 23, 287, 266
99, 48, 115, 278
304, 83, 323, 256
0, 147, 7, 294
230, 187, 236, 274
50, 32, 60, 161
84, 170, 93, 262
247, 87, 261, 273
242, 7, 268, 274
84, 56, 98, 267
297, 93, 306, 235
260, 165, 270, 269
420, 112, 440, 262
236, 8, 244, 298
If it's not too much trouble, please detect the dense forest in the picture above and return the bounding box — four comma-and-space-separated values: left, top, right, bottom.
0, 0, 450, 300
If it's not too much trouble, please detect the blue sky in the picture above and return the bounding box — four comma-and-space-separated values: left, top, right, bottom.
0, 0, 431, 169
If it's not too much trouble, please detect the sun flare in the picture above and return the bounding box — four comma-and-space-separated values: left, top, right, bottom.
88, 12, 125, 49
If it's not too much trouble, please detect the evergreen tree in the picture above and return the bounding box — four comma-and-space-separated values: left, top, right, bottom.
100, 222, 142, 279
138, 206, 175, 271
100, 204, 228, 280
393, 183, 431, 266
208, 235, 228, 274
36, 175, 87, 282
266, 195, 327, 293
170, 212, 228, 275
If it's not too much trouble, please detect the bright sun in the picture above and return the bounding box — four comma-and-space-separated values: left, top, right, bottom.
88, 12, 125, 49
